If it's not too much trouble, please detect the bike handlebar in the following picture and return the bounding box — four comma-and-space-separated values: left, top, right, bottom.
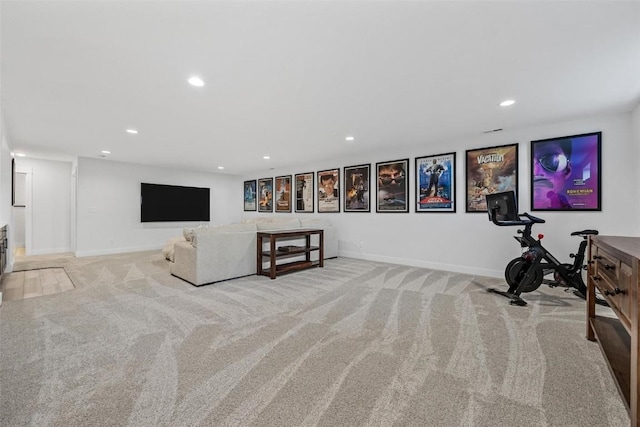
490, 208, 546, 227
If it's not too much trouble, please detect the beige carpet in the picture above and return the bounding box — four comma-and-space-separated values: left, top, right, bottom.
0, 251, 629, 426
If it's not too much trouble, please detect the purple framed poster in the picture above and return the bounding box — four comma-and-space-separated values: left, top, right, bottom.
530, 132, 601, 211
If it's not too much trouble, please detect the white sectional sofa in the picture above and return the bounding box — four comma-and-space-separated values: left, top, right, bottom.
168, 217, 337, 286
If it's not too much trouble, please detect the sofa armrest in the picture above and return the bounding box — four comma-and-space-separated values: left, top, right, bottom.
170, 241, 198, 285
172, 231, 257, 286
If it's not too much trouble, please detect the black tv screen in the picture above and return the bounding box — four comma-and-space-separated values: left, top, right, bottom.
141, 183, 210, 222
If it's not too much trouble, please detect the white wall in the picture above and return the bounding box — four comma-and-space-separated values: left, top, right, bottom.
0, 8, 14, 272
76, 157, 242, 256
0, 126, 12, 272
15, 158, 73, 255
243, 112, 638, 278
632, 101, 640, 235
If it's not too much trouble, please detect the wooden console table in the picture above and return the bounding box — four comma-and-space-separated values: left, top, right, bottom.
257, 229, 324, 279
587, 235, 640, 426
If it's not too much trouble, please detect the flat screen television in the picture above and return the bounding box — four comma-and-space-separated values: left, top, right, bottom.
141, 183, 210, 222
485, 191, 518, 222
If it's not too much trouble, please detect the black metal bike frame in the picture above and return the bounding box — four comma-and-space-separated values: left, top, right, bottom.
508, 223, 587, 296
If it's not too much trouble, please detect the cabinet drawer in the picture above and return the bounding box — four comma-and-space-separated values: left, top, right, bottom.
592, 246, 631, 328
594, 247, 619, 283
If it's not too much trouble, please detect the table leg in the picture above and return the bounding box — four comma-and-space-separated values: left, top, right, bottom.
256, 235, 262, 276
319, 230, 324, 268
270, 236, 276, 279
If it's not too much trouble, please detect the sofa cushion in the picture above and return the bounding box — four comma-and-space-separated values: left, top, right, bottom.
241, 217, 272, 224
256, 218, 301, 231
191, 223, 256, 248
218, 223, 258, 232
299, 218, 332, 228
183, 224, 209, 242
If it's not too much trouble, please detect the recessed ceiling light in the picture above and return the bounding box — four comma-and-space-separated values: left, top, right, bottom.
188, 76, 205, 87
217, 166, 224, 170
345, 136, 355, 142
263, 156, 270, 160
126, 129, 138, 134
15, 153, 26, 157
101, 150, 111, 154
499, 99, 515, 107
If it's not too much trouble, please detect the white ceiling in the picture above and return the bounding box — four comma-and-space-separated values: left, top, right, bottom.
2, 1, 639, 175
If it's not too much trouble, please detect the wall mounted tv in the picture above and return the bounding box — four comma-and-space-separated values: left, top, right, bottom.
140, 183, 210, 222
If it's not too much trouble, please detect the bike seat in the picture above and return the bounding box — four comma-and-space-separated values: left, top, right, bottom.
571, 229, 599, 236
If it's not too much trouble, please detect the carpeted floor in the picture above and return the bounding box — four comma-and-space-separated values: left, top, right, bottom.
0, 251, 629, 426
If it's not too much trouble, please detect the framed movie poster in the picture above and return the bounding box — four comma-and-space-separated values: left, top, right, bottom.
274, 175, 292, 213
415, 152, 456, 212
257, 177, 273, 212
531, 132, 601, 211
376, 159, 409, 213
243, 179, 257, 211
343, 164, 370, 212
465, 144, 518, 213
317, 168, 340, 213
295, 172, 314, 213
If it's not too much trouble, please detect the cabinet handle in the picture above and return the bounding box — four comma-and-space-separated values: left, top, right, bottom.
604, 264, 615, 271
593, 255, 602, 260
605, 288, 626, 296
591, 275, 601, 281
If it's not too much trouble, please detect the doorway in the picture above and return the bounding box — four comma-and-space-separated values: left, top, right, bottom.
12, 171, 26, 255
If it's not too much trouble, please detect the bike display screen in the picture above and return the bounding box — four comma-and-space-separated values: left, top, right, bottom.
486, 191, 518, 222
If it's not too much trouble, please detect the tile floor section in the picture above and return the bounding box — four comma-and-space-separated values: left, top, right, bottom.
1, 268, 75, 302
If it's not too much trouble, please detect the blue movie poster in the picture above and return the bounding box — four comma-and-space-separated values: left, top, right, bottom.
416, 152, 456, 212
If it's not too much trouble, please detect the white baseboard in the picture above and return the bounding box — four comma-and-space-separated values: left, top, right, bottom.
338, 250, 503, 279
75, 244, 162, 258
29, 247, 72, 256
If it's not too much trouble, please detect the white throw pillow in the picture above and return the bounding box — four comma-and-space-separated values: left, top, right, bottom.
183, 224, 209, 242
162, 236, 186, 261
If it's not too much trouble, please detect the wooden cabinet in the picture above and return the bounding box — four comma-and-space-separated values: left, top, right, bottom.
587, 235, 640, 426
257, 229, 324, 279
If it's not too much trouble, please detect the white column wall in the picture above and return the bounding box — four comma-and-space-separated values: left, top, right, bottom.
632, 101, 640, 235
0, 5, 12, 273
76, 157, 242, 256
0, 126, 12, 272
243, 112, 638, 278
0, 131, 10, 234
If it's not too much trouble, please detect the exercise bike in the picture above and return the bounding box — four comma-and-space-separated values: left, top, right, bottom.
485, 191, 604, 307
